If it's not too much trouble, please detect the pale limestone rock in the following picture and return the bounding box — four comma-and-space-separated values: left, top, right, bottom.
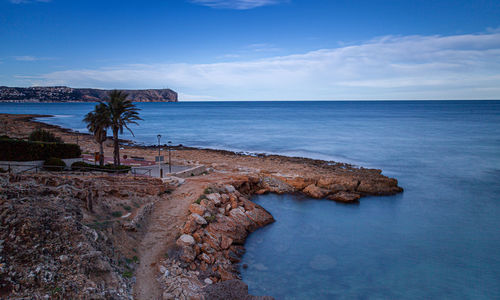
191, 213, 207, 225
176, 234, 195, 247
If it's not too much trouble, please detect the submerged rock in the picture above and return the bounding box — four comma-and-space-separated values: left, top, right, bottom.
203, 279, 274, 300
327, 191, 361, 203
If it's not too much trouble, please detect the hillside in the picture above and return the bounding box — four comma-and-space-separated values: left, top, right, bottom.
0, 86, 178, 102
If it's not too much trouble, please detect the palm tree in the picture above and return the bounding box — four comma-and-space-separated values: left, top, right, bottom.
83, 102, 110, 166
104, 90, 142, 166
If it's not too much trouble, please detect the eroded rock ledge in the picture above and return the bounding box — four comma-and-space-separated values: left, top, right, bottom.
160, 172, 402, 299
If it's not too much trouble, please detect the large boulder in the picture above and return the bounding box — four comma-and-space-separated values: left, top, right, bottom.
302, 184, 330, 198
206, 216, 248, 244
259, 176, 295, 194
245, 206, 274, 228
229, 207, 254, 228
183, 219, 198, 234
357, 178, 403, 195
176, 234, 195, 247
189, 203, 206, 216
327, 192, 361, 203
192, 213, 208, 225
281, 176, 314, 190
206, 193, 222, 205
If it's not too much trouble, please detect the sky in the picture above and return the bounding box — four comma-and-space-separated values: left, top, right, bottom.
1, 0, 500, 100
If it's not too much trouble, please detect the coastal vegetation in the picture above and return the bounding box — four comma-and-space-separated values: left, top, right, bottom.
0, 135, 81, 161
28, 128, 62, 143
83, 90, 142, 166
43, 157, 66, 171
83, 103, 110, 166
70, 161, 131, 173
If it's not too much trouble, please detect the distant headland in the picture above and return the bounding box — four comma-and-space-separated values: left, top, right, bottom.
0, 86, 178, 102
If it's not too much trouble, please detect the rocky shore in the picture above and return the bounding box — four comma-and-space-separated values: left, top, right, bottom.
0, 113, 403, 299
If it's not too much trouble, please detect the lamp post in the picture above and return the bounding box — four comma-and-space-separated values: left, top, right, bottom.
157, 134, 162, 178
168, 141, 172, 173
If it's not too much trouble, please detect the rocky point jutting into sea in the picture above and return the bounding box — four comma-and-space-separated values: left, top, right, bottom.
0, 113, 403, 299
0, 86, 178, 102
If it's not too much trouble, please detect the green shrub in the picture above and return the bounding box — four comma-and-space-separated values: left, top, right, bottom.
204, 215, 216, 223
29, 129, 62, 143
195, 194, 207, 204
43, 157, 66, 171
105, 164, 131, 171
122, 271, 133, 278
0, 138, 81, 161
87, 221, 112, 230
71, 161, 89, 170
111, 211, 123, 218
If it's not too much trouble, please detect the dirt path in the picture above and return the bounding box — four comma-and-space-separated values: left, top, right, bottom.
133, 175, 231, 299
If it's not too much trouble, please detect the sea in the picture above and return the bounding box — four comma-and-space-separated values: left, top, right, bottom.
1, 100, 499, 299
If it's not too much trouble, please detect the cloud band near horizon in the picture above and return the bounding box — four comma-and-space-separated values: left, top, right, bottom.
189, 0, 285, 10
20, 31, 500, 100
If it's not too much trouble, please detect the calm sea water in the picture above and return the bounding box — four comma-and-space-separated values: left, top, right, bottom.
1, 101, 500, 299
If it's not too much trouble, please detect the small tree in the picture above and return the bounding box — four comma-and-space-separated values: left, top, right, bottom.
29, 128, 62, 143
83, 103, 110, 166
103, 90, 142, 166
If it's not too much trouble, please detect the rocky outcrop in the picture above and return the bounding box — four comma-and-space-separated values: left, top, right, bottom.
0, 173, 173, 299
161, 170, 404, 298
0, 86, 178, 102
176, 184, 274, 284
275, 171, 403, 203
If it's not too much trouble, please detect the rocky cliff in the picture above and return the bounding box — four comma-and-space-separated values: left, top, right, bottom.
0, 86, 178, 102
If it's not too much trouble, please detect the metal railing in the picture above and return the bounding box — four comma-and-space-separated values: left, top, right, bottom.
0, 163, 132, 175
130, 167, 152, 177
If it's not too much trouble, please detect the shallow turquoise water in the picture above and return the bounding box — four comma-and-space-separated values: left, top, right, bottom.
1, 100, 499, 298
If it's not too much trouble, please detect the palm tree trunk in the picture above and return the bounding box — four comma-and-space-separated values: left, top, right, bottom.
99, 142, 105, 166
113, 128, 120, 166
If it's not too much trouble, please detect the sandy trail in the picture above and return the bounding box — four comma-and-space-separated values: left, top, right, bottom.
133, 175, 230, 299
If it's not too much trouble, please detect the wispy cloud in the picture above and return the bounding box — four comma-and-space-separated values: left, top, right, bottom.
9, 0, 51, 3
12, 55, 55, 62
22, 31, 500, 100
190, 0, 285, 10
218, 43, 281, 60
246, 43, 281, 52
14, 56, 38, 61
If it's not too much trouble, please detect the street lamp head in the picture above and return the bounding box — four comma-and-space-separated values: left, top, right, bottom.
168, 141, 172, 144
157, 134, 162, 140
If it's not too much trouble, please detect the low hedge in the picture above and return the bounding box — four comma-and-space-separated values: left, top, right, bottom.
0, 139, 81, 161
71, 161, 131, 173
43, 157, 66, 171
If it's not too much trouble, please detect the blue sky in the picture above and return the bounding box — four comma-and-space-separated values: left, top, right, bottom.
1, 0, 500, 100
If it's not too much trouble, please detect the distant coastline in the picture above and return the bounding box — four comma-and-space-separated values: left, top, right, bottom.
0, 86, 178, 103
